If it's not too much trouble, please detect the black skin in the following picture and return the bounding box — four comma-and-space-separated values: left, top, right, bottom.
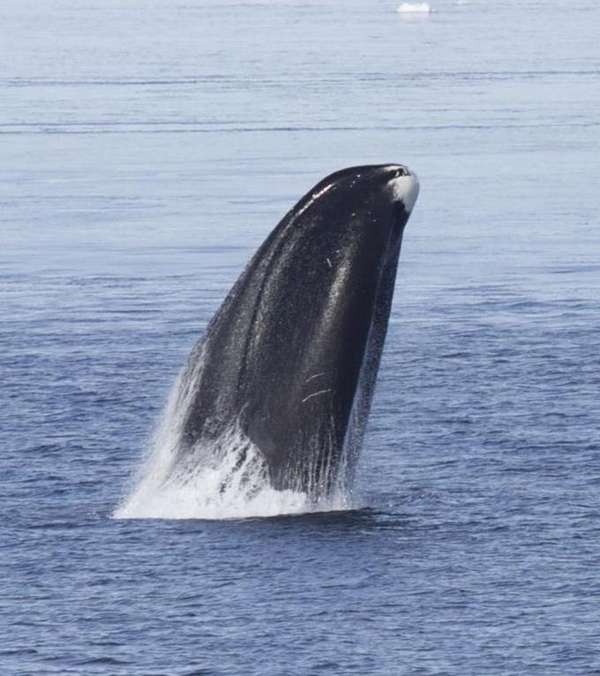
178, 165, 417, 497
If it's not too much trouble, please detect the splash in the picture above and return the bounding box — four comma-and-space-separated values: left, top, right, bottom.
114, 367, 353, 520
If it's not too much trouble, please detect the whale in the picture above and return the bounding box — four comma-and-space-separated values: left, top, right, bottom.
172, 164, 419, 499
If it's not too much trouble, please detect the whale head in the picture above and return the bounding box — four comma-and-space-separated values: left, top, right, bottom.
179, 164, 420, 498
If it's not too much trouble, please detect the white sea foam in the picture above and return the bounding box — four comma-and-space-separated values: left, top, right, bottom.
397, 2, 432, 13
114, 367, 352, 520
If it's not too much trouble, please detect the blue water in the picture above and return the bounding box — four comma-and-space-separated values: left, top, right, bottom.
2, 0, 600, 673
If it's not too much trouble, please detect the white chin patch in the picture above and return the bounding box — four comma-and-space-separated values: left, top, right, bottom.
388, 172, 420, 213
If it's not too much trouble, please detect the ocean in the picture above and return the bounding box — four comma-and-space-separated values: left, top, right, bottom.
1, 0, 599, 673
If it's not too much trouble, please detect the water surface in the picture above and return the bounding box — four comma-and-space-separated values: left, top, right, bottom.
2, 0, 599, 673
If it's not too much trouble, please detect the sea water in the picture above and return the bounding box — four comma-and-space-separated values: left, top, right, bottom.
1, 0, 599, 673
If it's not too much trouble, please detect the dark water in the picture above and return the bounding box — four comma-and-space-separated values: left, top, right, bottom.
2, 0, 600, 673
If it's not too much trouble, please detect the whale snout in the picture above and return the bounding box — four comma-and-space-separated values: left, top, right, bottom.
390, 165, 410, 178
173, 164, 420, 498
386, 167, 420, 214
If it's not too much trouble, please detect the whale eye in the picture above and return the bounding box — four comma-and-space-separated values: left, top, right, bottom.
391, 167, 408, 178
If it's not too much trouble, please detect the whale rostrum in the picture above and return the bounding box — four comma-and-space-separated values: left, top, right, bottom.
174, 165, 419, 499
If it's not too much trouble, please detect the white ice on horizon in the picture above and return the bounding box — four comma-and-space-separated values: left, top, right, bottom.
397, 2, 432, 13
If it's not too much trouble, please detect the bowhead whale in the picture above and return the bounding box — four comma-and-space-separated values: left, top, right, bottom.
172, 165, 419, 499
